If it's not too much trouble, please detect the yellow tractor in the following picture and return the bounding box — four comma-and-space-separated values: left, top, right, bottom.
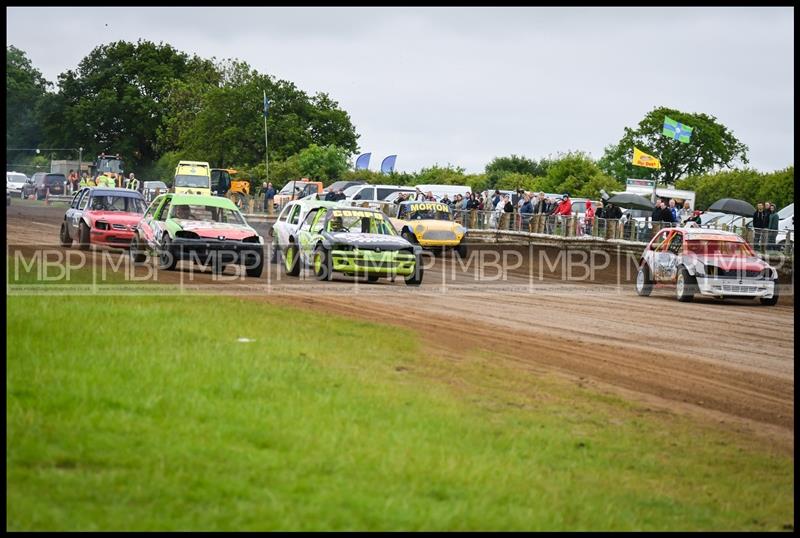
211, 168, 250, 209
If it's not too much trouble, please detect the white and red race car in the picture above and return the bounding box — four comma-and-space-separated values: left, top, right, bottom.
635, 226, 779, 305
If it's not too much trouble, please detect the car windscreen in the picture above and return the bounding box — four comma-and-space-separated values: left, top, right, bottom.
327, 209, 396, 235
686, 240, 753, 257
278, 182, 305, 195
170, 204, 245, 225
89, 195, 146, 213
174, 174, 210, 188
401, 202, 452, 221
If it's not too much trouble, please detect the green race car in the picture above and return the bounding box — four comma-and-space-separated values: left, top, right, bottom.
130, 193, 264, 277
284, 206, 424, 285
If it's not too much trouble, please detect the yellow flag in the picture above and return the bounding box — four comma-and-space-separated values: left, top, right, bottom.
632, 147, 661, 169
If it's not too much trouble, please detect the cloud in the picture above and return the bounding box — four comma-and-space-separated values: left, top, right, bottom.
6, 6, 793, 173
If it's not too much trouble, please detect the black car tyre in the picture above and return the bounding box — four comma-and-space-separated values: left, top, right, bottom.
78, 221, 91, 251
284, 242, 301, 277
270, 236, 281, 264
456, 242, 468, 258
635, 263, 653, 297
760, 281, 779, 306
405, 255, 424, 286
245, 248, 265, 278
367, 274, 381, 283
59, 221, 73, 247
130, 235, 147, 264
158, 236, 178, 271
313, 245, 333, 281
676, 266, 696, 302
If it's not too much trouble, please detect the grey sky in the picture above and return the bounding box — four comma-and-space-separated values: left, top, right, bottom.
6, 6, 794, 174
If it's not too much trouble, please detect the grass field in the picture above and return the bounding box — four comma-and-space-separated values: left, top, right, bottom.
6, 272, 794, 530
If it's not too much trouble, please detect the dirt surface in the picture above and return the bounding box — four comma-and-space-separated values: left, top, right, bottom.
7, 201, 795, 453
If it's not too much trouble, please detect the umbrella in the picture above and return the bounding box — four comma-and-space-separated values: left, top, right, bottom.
605, 193, 655, 211
707, 198, 755, 217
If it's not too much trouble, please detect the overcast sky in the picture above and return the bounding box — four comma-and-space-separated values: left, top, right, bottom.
6, 6, 794, 174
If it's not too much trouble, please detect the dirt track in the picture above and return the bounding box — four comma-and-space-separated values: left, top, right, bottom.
6, 202, 795, 452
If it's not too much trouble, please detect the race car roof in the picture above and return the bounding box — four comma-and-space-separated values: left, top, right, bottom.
88, 187, 144, 199
167, 193, 238, 209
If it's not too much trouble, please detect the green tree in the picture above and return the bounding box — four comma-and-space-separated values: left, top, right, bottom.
415, 165, 467, 185
6, 46, 51, 165
676, 166, 794, 210
41, 40, 219, 170
494, 172, 538, 192
598, 106, 749, 185
485, 154, 551, 188
294, 144, 350, 183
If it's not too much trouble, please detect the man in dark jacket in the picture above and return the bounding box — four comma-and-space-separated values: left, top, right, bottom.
752, 202, 769, 249
767, 202, 780, 250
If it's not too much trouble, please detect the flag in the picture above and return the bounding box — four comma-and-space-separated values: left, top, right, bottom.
263, 93, 270, 118
380, 155, 397, 174
632, 147, 661, 169
662, 116, 693, 143
355, 153, 371, 170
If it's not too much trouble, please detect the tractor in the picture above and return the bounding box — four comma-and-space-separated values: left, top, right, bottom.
211, 168, 251, 209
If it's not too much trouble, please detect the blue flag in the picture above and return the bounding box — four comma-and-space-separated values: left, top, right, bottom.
381, 155, 397, 174
355, 152, 371, 170
263, 94, 270, 118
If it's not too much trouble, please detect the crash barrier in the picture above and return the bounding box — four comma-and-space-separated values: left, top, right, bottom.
450, 210, 794, 257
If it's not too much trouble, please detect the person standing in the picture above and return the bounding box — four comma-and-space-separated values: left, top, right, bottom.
263, 181, 275, 214
767, 203, 780, 250
752, 202, 769, 250
678, 200, 693, 224
668, 199, 678, 225
584, 199, 595, 235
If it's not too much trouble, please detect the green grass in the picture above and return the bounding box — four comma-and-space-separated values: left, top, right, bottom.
6, 290, 794, 530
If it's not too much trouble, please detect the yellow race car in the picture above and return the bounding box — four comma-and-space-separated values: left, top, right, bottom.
390, 201, 467, 256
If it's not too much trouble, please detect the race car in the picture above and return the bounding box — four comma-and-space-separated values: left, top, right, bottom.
284, 206, 424, 285
130, 193, 264, 277
389, 201, 467, 256
59, 187, 147, 249
270, 195, 339, 263
635, 226, 779, 305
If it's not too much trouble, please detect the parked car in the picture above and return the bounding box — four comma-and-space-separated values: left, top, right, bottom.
774, 203, 794, 247
22, 172, 66, 200
323, 180, 367, 194
635, 226, 779, 305
130, 193, 264, 277
59, 187, 147, 249
273, 179, 324, 208
142, 181, 169, 203
6, 171, 28, 192
284, 205, 423, 285
343, 184, 416, 202
270, 197, 340, 263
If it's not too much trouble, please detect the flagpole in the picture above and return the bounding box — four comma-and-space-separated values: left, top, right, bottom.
264, 90, 269, 183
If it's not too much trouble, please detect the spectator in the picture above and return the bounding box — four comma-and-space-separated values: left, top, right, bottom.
324, 188, 337, 201
263, 182, 276, 213
595, 200, 606, 219
67, 169, 78, 194
768, 202, 780, 250
491, 190, 501, 209
685, 210, 702, 226
552, 193, 572, 216
752, 202, 769, 250
584, 199, 595, 235
532, 192, 548, 214
520, 194, 534, 228
606, 202, 622, 220
668, 199, 678, 224
678, 200, 693, 224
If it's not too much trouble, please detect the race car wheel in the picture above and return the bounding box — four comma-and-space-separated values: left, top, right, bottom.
313, 245, 333, 281
245, 247, 265, 278
59, 221, 73, 247
367, 275, 381, 283
78, 222, 91, 251
130, 236, 147, 264
158, 236, 178, 271
284, 242, 301, 277
405, 255, 424, 286
456, 242, 468, 258
760, 281, 779, 306
271, 236, 282, 265
635, 263, 653, 296
676, 267, 696, 302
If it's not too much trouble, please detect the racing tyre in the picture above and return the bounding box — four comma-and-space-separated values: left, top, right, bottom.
456, 242, 468, 259
158, 236, 178, 271
270, 237, 281, 264
130, 236, 147, 264
635, 264, 653, 297
760, 281, 779, 306
245, 248, 265, 278
78, 222, 91, 251
313, 245, 333, 281
367, 275, 381, 283
59, 222, 73, 247
284, 242, 301, 277
405, 255, 424, 286
676, 267, 696, 302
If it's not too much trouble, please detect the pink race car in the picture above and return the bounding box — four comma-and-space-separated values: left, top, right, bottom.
59, 187, 147, 249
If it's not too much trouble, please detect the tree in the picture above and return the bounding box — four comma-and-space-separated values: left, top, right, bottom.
415, 165, 467, 185
485, 154, 551, 188
41, 40, 219, 170
294, 144, 350, 183
676, 166, 794, 210
6, 46, 51, 164
598, 106, 749, 185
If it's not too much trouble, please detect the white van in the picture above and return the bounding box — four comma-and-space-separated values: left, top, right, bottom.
343, 184, 416, 202
414, 184, 472, 201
